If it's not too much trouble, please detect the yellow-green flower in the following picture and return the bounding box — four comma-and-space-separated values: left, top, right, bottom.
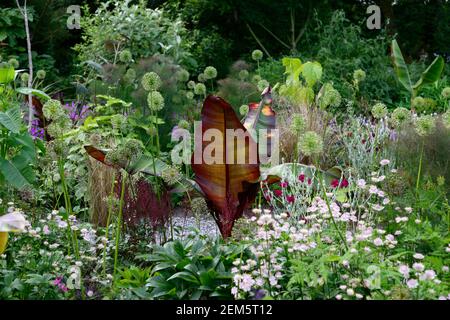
441, 87, 450, 99
36, 70, 46, 80
203, 66, 217, 80
119, 49, 132, 63
187, 80, 196, 89
43, 99, 65, 121
390, 107, 411, 127
239, 69, 249, 80
298, 131, 323, 157
177, 69, 190, 82
353, 69, 366, 83
291, 114, 306, 134
442, 109, 450, 129
197, 73, 206, 83
8, 58, 19, 69
20, 72, 29, 83
141, 72, 162, 91
371, 102, 388, 119
178, 119, 190, 130
415, 114, 436, 136
147, 91, 165, 111
252, 49, 263, 61
239, 104, 249, 116
257, 79, 269, 91
194, 83, 206, 96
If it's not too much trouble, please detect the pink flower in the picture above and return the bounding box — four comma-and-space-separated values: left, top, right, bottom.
280, 181, 288, 188
274, 190, 282, 197
298, 174, 305, 182
406, 279, 418, 289
286, 195, 295, 203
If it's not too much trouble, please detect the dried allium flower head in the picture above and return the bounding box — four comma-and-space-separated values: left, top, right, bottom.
147, 91, 165, 111
290, 114, 306, 134
194, 83, 206, 96
257, 79, 269, 91
186, 91, 194, 100
191, 197, 209, 217
124, 68, 136, 83
415, 114, 436, 136
197, 73, 206, 83
442, 87, 450, 99
252, 49, 263, 61
119, 49, 132, 63
203, 66, 218, 80
442, 109, 450, 129
298, 131, 323, 157
353, 69, 366, 83
177, 69, 190, 82
161, 166, 182, 186
390, 107, 411, 127
238, 69, 249, 80
20, 72, 29, 83
371, 102, 388, 119
43, 99, 65, 121
36, 70, 46, 80
141, 72, 162, 91
321, 85, 342, 108
178, 119, 190, 130
8, 58, 19, 69
239, 104, 249, 116
187, 80, 196, 89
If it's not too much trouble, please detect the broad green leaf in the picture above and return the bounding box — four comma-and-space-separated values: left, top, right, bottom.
15, 87, 51, 101
391, 39, 412, 93
412, 56, 445, 90
0, 158, 31, 189
301, 61, 323, 87
0, 106, 22, 133
0, 67, 15, 84
282, 57, 302, 86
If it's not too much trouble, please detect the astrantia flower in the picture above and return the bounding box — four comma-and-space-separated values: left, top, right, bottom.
252, 49, 263, 61
353, 69, 366, 82
239, 69, 249, 80
119, 49, 132, 63
371, 102, 388, 119
239, 104, 249, 116
298, 131, 323, 157
147, 91, 165, 111
399, 265, 410, 278
442, 87, 450, 99
390, 107, 410, 127
290, 114, 306, 134
194, 83, 206, 96
413, 253, 425, 260
412, 263, 424, 272
380, 159, 390, 166
415, 115, 435, 136
141, 72, 162, 91
203, 66, 218, 79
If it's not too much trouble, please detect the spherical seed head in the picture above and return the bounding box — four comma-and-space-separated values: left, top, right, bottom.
323, 89, 342, 108
441, 87, 450, 99
177, 69, 190, 82
197, 73, 206, 83
36, 70, 46, 80
239, 104, 249, 116
203, 66, 217, 80
187, 80, 196, 89
43, 99, 64, 121
353, 69, 366, 82
252, 49, 263, 61
415, 114, 436, 136
20, 72, 29, 83
291, 114, 306, 134
257, 79, 269, 91
124, 68, 136, 83
161, 166, 182, 186
239, 69, 249, 80
119, 49, 132, 63
371, 102, 388, 119
194, 83, 206, 96
298, 131, 324, 157
186, 91, 194, 100
178, 119, 190, 130
147, 91, 165, 111
191, 197, 209, 216
8, 58, 19, 69
442, 109, 450, 129
390, 107, 411, 127
141, 72, 162, 91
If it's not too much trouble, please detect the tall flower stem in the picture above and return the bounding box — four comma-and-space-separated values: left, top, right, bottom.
415, 140, 425, 196
102, 171, 116, 276
113, 171, 127, 286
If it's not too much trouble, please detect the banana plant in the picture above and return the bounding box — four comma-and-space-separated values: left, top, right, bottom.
391, 39, 445, 108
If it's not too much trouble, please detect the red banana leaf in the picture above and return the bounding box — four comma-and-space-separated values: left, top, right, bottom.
191, 95, 261, 238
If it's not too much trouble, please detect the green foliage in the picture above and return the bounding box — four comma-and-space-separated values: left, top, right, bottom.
144, 237, 245, 300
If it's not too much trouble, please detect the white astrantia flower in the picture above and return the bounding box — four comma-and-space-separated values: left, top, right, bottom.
0, 212, 28, 232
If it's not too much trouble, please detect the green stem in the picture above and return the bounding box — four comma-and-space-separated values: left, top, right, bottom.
113, 172, 127, 287
415, 140, 424, 196
102, 171, 116, 276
